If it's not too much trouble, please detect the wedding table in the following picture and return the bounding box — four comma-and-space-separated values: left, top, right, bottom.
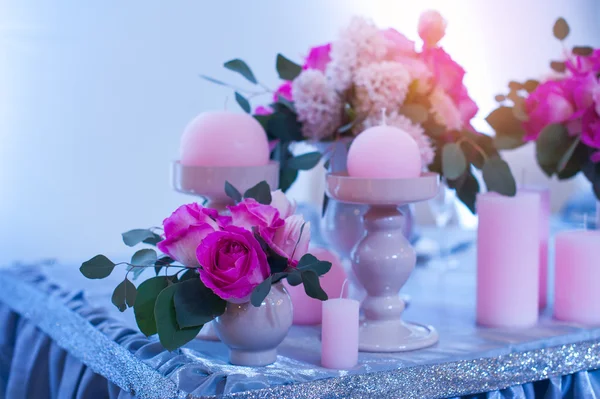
1, 223, 599, 399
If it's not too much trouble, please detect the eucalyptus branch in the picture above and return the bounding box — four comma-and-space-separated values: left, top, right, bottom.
458, 137, 488, 161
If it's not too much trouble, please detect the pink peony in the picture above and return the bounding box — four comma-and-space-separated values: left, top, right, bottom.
270, 189, 296, 219
196, 226, 270, 302
523, 80, 575, 140
303, 44, 331, 72
265, 215, 311, 265
228, 198, 284, 240
421, 47, 465, 100
581, 106, 600, 150
273, 81, 293, 102
418, 10, 447, 48
157, 203, 222, 267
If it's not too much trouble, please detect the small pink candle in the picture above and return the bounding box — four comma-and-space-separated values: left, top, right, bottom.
321, 298, 359, 369
179, 111, 270, 166
520, 187, 550, 309
554, 230, 600, 325
284, 247, 348, 325
476, 192, 540, 328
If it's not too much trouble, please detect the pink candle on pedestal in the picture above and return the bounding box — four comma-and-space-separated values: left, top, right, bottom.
476, 192, 540, 327
321, 298, 359, 369
179, 111, 270, 166
554, 230, 600, 325
520, 187, 550, 309
284, 247, 349, 325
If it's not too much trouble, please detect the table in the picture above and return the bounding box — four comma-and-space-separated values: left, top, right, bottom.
1, 226, 600, 399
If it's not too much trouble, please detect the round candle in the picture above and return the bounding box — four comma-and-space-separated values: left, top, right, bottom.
284, 247, 348, 325
321, 298, 359, 369
347, 125, 422, 178
554, 230, 600, 325
476, 192, 540, 328
179, 111, 270, 166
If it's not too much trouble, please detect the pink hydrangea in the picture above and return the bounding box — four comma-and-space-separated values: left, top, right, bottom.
353, 61, 412, 116
382, 28, 416, 58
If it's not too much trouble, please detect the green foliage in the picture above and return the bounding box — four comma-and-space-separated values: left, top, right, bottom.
224, 59, 257, 84
251, 276, 272, 307
482, 156, 517, 196
286, 152, 322, 170
112, 278, 137, 312
485, 106, 526, 149
550, 61, 566, 73
174, 278, 226, 329
535, 123, 573, 177
122, 229, 162, 247
454, 172, 480, 214
154, 284, 202, 351
235, 92, 251, 113
442, 143, 467, 180
134, 276, 168, 336
154, 256, 174, 276
572, 46, 593, 56
553, 17, 570, 40
276, 54, 302, 81
243, 181, 272, 204
300, 270, 328, 301
80, 255, 115, 279
224, 181, 243, 203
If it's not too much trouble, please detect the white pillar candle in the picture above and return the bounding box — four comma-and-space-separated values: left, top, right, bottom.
554, 230, 600, 325
476, 192, 540, 327
321, 298, 359, 369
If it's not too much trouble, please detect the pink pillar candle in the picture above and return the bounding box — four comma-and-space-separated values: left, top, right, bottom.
321, 298, 359, 369
520, 187, 550, 309
554, 230, 600, 325
476, 192, 540, 328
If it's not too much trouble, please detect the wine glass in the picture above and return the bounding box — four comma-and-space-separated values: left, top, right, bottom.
427, 178, 458, 269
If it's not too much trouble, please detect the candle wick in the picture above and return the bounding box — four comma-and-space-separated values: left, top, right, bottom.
340, 279, 349, 299
381, 108, 387, 126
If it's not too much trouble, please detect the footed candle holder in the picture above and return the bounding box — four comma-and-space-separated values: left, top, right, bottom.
325, 172, 440, 352
172, 160, 279, 341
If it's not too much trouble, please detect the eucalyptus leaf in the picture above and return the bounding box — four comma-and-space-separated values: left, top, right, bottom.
224, 181, 243, 203
251, 276, 272, 307
287, 152, 322, 170
267, 113, 301, 142
442, 143, 467, 180
553, 17, 570, 40
224, 59, 257, 84
80, 255, 115, 279
179, 268, 199, 281
482, 156, 517, 196
122, 229, 160, 247
235, 92, 251, 113
286, 271, 302, 286
524, 79, 540, 93
399, 104, 429, 124
297, 253, 332, 276
279, 167, 298, 193
557, 137, 581, 173
301, 270, 328, 301
126, 265, 146, 281
508, 81, 523, 91
494, 135, 526, 150
174, 278, 226, 329
155, 284, 202, 351
131, 248, 158, 266
535, 123, 572, 177
276, 54, 302, 81
134, 276, 168, 336
572, 46, 594, 56
455, 172, 480, 214
550, 61, 566, 73
154, 256, 174, 276
485, 106, 526, 138
276, 94, 296, 112
112, 278, 137, 312
494, 94, 506, 102
243, 181, 272, 204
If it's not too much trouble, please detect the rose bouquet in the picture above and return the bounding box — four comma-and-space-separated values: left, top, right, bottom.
487, 17, 600, 199
80, 181, 331, 351
203, 11, 516, 212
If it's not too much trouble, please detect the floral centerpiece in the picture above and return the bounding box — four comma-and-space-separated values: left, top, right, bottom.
487, 17, 600, 200
80, 182, 331, 353
203, 11, 516, 212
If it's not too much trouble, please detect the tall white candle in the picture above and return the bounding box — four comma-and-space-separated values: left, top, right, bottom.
476, 192, 540, 327
321, 298, 359, 369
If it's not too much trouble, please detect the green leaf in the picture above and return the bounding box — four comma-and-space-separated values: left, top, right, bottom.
235, 92, 251, 113
122, 229, 161, 247
553, 17, 570, 40
179, 268, 199, 281
243, 180, 272, 204
494, 135, 526, 150
535, 123, 572, 177
154, 256, 174, 276
482, 156, 517, 196
251, 276, 272, 307
572, 46, 594, 56
286, 152, 321, 170
276, 54, 302, 81
80, 255, 116, 279
455, 172, 480, 214
485, 106, 526, 138
301, 270, 328, 301
131, 248, 157, 266
126, 265, 145, 280
254, 114, 272, 131
494, 94, 506, 102
286, 271, 302, 286
199, 75, 230, 87
112, 278, 137, 312
523, 80, 539, 93
550, 61, 566, 73
557, 136, 581, 173
508, 81, 523, 91
155, 284, 202, 351
224, 181, 243, 203
224, 59, 257, 84
279, 167, 298, 193
442, 143, 467, 180
174, 278, 226, 329
297, 253, 332, 276
276, 94, 296, 112
267, 113, 302, 142
322, 193, 329, 218
134, 276, 168, 336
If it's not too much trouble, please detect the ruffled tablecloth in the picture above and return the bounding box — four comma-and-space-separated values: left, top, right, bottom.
1, 227, 600, 399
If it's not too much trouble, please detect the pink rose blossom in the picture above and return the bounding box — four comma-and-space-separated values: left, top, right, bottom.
382, 28, 416, 57
273, 81, 293, 102
196, 226, 270, 302
455, 85, 479, 126
228, 198, 284, 240
594, 83, 600, 116
581, 107, 600, 150
418, 10, 447, 48
265, 215, 311, 265
303, 44, 331, 72
421, 47, 465, 100
157, 203, 222, 267
566, 49, 600, 75
563, 73, 598, 117
254, 106, 273, 116
270, 189, 296, 219
523, 80, 575, 140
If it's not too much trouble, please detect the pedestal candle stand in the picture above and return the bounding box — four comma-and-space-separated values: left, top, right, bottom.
171, 160, 280, 340
325, 172, 440, 352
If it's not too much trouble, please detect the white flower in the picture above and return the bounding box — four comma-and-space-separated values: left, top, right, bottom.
353, 61, 412, 117
363, 111, 436, 167
292, 69, 343, 141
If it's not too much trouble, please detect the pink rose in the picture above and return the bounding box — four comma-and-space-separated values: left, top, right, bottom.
594, 84, 600, 116
266, 215, 311, 265
254, 106, 273, 116
270, 189, 296, 219
273, 81, 293, 102
564, 73, 598, 117
567, 49, 600, 75
523, 80, 575, 140
421, 47, 465, 100
303, 44, 331, 72
455, 85, 479, 126
382, 28, 416, 57
196, 226, 270, 302
418, 10, 447, 48
228, 198, 284, 240
157, 203, 221, 267
581, 106, 600, 150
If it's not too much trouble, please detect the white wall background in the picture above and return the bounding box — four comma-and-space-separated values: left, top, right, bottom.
1, 0, 599, 263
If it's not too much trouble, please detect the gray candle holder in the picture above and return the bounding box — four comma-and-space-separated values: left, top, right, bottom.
325, 172, 440, 352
